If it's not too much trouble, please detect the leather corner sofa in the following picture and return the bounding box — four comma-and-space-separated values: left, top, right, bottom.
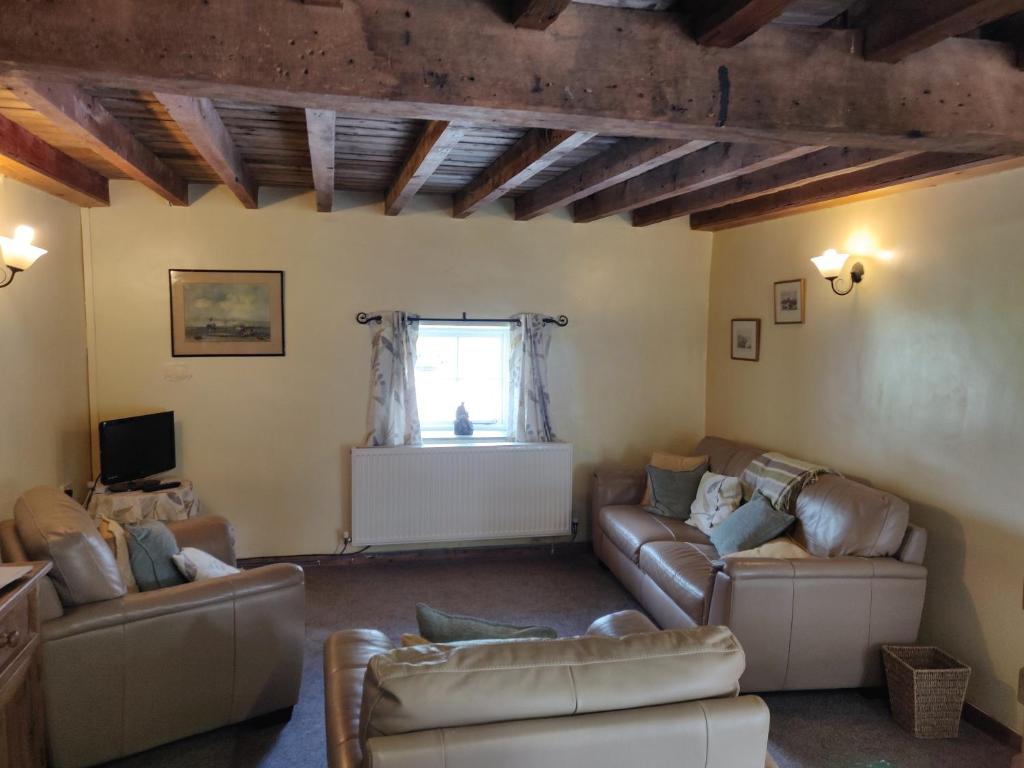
324, 610, 777, 768
0, 486, 305, 768
592, 436, 928, 693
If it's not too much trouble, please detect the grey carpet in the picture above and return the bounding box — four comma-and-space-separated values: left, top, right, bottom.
101, 551, 1015, 768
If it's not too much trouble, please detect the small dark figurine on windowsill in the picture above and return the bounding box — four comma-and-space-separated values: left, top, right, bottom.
454, 402, 474, 436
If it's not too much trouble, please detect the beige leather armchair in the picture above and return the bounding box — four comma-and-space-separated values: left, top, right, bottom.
324, 610, 776, 768
0, 488, 305, 768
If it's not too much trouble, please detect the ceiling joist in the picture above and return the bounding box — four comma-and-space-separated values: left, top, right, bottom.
692, 0, 797, 47
512, 0, 574, 29
305, 108, 337, 213
386, 121, 466, 216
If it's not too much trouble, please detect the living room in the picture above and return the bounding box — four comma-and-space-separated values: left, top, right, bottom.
0, 2, 1022, 767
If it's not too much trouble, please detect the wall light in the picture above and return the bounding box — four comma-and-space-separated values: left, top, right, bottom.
811, 248, 864, 296
0, 225, 47, 288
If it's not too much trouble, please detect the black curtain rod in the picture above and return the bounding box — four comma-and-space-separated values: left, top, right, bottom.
355, 312, 569, 327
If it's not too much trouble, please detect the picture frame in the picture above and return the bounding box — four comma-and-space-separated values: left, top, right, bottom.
774, 278, 806, 325
169, 269, 285, 357
731, 318, 760, 362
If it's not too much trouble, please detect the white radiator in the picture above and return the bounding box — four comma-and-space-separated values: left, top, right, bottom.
351, 442, 573, 546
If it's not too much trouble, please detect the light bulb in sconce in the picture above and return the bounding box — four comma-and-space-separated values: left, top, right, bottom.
0, 224, 47, 288
811, 248, 864, 296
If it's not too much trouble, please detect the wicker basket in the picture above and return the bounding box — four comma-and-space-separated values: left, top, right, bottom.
882, 645, 971, 739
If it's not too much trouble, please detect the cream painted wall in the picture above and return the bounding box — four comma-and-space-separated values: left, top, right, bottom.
706, 167, 1024, 731
84, 182, 712, 559
0, 177, 91, 521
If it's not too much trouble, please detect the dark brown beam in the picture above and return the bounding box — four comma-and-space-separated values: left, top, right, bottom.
859, 0, 1024, 63
155, 94, 258, 209
6, 78, 188, 206
0, 113, 109, 207
632, 146, 911, 226
386, 121, 466, 216
689, 152, 1013, 230
454, 129, 595, 218
512, 0, 574, 29
3, 1, 1024, 154
305, 108, 336, 213
515, 138, 712, 221
692, 0, 796, 47
574, 142, 820, 222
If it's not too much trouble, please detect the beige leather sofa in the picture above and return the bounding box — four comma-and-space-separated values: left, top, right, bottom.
324, 610, 777, 768
0, 486, 305, 768
592, 436, 928, 692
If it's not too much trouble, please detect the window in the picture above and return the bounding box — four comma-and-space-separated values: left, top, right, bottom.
415, 323, 512, 440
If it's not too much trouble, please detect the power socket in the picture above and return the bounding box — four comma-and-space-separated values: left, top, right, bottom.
60, 482, 74, 498
343, 531, 353, 545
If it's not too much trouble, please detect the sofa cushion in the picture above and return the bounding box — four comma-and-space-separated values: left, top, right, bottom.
695, 436, 765, 478
415, 603, 557, 643
793, 475, 909, 557
14, 486, 126, 607
644, 461, 707, 519
125, 520, 187, 592
598, 505, 711, 563
640, 542, 720, 625
640, 452, 708, 506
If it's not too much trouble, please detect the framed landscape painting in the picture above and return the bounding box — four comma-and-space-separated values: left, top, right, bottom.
169, 269, 285, 357
731, 318, 760, 362
774, 278, 805, 324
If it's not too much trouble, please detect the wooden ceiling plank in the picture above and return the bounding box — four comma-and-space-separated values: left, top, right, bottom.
453, 129, 595, 218
513, 0, 575, 29
693, 0, 797, 47
689, 152, 1011, 230
305, 108, 337, 212
632, 146, 911, 225
385, 121, 466, 215
0, 112, 109, 207
515, 138, 712, 220
6, 79, 188, 205
574, 142, 820, 222
859, 0, 1024, 63
155, 94, 258, 208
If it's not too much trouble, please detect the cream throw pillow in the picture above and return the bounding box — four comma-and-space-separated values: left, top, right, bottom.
640, 452, 708, 506
687, 472, 743, 536
722, 536, 811, 560
172, 547, 240, 581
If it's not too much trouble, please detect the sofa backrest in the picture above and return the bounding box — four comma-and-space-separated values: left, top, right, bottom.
695, 436, 910, 558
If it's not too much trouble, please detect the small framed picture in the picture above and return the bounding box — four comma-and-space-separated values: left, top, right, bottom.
731, 318, 761, 362
774, 278, 805, 324
169, 269, 285, 357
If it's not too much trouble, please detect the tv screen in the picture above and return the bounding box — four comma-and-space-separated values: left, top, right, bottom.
99, 411, 176, 484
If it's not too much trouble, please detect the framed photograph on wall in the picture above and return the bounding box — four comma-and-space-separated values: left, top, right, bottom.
169, 269, 285, 357
731, 318, 760, 362
774, 278, 805, 324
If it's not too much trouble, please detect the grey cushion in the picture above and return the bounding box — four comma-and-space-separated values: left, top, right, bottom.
416, 603, 557, 643
710, 492, 795, 555
644, 462, 708, 519
125, 521, 186, 592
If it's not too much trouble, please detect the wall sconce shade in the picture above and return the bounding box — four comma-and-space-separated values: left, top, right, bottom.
812, 248, 864, 296
0, 225, 47, 288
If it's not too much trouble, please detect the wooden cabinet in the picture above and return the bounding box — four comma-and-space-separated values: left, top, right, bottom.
0, 564, 51, 768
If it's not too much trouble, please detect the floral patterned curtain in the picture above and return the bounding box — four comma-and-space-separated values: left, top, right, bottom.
509, 313, 557, 442
365, 311, 421, 446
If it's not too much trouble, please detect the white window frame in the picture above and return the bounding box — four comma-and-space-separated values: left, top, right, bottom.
415, 321, 513, 442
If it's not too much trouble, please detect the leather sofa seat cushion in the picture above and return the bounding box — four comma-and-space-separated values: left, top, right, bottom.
599, 506, 710, 563
15, 486, 126, 606
359, 625, 745, 742
794, 475, 909, 557
640, 542, 720, 625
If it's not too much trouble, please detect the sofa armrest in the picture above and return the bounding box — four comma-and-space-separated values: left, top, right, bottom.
585, 610, 659, 638
166, 515, 237, 566
897, 524, 927, 565
591, 467, 646, 515
721, 556, 926, 581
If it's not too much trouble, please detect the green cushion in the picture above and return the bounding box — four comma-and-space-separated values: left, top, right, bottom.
643, 462, 708, 519
125, 520, 186, 592
416, 603, 558, 643
710, 492, 796, 556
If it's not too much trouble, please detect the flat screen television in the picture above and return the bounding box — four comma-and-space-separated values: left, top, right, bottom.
99, 411, 176, 485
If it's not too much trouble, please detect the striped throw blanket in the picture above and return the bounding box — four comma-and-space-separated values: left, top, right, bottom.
740, 452, 835, 512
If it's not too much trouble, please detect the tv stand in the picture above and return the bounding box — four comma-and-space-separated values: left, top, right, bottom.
87, 479, 197, 525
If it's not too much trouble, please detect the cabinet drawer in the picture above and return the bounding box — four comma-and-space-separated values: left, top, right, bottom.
0, 599, 30, 673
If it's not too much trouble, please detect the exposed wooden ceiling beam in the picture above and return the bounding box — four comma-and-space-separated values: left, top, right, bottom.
689, 152, 1012, 230
512, 0, 574, 29
155, 94, 258, 209
858, 0, 1024, 63
515, 138, 712, 221
453, 129, 594, 218
386, 121, 466, 216
632, 146, 910, 226
0, 112, 109, 207
305, 108, 336, 213
692, 0, 796, 47
6, 78, 188, 206
2, 2, 1024, 154
574, 142, 820, 222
